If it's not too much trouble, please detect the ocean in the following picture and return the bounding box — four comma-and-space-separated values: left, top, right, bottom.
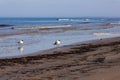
0, 17, 120, 59
0, 17, 120, 27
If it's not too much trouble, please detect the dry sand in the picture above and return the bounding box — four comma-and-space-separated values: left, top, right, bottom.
0, 37, 120, 80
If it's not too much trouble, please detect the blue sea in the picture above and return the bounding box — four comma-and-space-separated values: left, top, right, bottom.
0, 17, 113, 26
0, 17, 120, 59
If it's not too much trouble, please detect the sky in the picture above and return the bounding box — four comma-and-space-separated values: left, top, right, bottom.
0, 0, 120, 17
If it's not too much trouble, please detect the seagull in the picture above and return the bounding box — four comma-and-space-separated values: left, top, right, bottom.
18, 40, 24, 46
54, 40, 61, 45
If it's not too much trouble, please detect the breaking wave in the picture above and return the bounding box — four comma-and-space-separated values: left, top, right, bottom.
12, 25, 72, 30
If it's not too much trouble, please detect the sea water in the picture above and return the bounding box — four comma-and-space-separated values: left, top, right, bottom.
0, 17, 120, 59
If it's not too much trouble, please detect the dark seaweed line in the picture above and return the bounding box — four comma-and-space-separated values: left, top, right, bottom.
0, 41, 119, 65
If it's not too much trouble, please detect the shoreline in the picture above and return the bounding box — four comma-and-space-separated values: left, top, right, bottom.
0, 24, 119, 59
0, 18, 120, 80
1, 36, 119, 59
0, 37, 120, 80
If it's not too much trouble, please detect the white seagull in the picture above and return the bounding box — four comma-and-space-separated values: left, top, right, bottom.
18, 40, 24, 45
54, 40, 61, 45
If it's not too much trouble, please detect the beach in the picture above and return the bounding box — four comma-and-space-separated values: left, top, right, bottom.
0, 18, 120, 80
0, 37, 120, 80
0, 0, 120, 79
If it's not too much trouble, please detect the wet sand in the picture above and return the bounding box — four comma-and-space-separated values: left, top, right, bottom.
0, 26, 79, 37
0, 37, 120, 80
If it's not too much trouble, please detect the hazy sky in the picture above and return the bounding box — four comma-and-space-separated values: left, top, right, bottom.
0, 0, 120, 17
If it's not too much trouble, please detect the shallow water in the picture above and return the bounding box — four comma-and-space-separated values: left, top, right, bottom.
1, 17, 120, 59
0, 25, 120, 59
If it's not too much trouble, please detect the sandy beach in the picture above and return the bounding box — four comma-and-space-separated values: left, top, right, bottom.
0, 37, 119, 80
0, 0, 120, 79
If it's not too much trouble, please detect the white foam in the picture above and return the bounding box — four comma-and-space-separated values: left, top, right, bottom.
58, 19, 70, 21
110, 22, 120, 25
13, 25, 72, 30
93, 33, 111, 36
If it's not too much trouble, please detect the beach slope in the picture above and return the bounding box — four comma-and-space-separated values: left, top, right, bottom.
0, 37, 120, 80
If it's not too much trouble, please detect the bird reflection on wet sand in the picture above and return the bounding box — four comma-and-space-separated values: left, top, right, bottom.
18, 46, 24, 53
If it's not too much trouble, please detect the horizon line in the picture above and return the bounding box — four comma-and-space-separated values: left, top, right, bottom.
0, 16, 120, 18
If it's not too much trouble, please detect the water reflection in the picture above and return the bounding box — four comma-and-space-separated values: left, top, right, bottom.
18, 46, 24, 53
